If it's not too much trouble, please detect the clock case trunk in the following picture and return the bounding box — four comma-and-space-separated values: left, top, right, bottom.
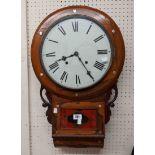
41, 84, 117, 147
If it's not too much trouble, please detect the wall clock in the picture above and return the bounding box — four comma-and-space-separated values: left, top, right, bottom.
31, 6, 125, 147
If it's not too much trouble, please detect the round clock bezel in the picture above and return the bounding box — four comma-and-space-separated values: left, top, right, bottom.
40, 15, 114, 90
31, 6, 125, 100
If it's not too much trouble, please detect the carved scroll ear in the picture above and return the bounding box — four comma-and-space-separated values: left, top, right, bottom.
40, 85, 51, 107
104, 83, 118, 124
104, 82, 118, 108
40, 85, 53, 124
107, 83, 118, 107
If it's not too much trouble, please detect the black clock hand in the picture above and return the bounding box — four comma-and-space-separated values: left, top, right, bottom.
56, 54, 75, 62
74, 51, 94, 81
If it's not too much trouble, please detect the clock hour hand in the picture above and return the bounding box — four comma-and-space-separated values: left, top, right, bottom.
56, 54, 75, 62
74, 51, 94, 81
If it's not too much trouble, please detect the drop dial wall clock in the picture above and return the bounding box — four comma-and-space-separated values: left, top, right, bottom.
31, 6, 125, 147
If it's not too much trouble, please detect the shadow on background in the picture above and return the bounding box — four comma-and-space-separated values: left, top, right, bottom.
60, 147, 102, 154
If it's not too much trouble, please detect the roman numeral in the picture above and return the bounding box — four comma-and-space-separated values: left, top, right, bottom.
46, 52, 56, 57
76, 75, 81, 85
86, 24, 92, 34
60, 71, 68, 82
72, 21, 78, 32
97, 50, 108, 54
94, 35, 104, 43
53, 67, 59, 73
49, 62, 59, 70
58, 26, 66, 35
94, 61, 104, 71
48, 39, 58, 43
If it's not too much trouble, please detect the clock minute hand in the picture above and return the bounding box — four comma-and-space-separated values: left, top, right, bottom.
74, 51, 94, 81
87, 71, 95, 82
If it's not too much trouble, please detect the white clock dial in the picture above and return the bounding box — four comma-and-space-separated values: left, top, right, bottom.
41, 16, 112, 90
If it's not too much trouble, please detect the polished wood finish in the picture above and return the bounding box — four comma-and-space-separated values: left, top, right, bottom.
31, 6, 125, 147
31, 5, 125, 100
44, 93, 109, 147
52, 101, 105, 147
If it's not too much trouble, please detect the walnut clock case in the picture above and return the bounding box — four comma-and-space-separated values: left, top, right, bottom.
31, 6, 125, 148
